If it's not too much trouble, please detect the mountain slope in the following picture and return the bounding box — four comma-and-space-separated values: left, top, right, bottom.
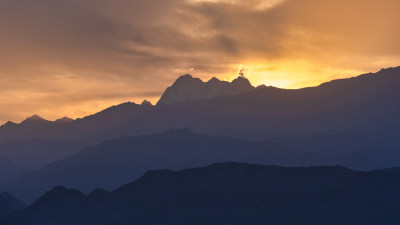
6, 129, 379, 203
0, 158, 28, 187
0, 192, 26, 217
157, 74, 255, 105
4, 163, 400, 225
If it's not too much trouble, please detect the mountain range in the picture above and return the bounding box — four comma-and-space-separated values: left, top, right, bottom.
157, 74, 255, 105
0, 158, 27, 187
3, 162, 400, 225
5, 129, 381, 203
2, 67, 400, 144
1, 67, 400, 224
1, 67, 400, 201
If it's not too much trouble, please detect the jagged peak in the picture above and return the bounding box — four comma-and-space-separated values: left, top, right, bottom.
35, 186, 85, 204
172, 74, 202, 85
55, 117, 74, 123
231, 76, 253, 88
232, 75, 251, 83
180, 74, 193, 79
157, 74, 255, 105
1, 121, 18, 128
207, 77, 221, 83
175, 74, 196, 82
28, 114, 45, 120
141, 100, 153, 106
22, 114, 47, 123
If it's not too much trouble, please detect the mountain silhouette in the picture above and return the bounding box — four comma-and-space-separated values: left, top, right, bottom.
157, 74, 255, 105
0, 102, 153, 168
1, 67, 399, 143
0, 192, 26, 217
54, 117, 74, 124
4, 162, 400, 225
5, 129, 379, 203
0, 67, 400, 170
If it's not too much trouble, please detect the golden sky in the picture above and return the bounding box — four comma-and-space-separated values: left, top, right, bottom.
0, 0, 399, 124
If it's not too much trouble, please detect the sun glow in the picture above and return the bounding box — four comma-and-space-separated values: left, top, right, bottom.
221, 61, 363, 89
190, 0, 286, 10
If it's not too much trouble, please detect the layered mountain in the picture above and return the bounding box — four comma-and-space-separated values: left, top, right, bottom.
0, 101, 153, 143
5, 129, 381, 203
1, 67, 400, 169
1, 67, 399, 143
1, 115, 73, 130
0, 139, 83, 169
0, 102, 154, 168
157, 74, 255, 105
0, 192, 26, 217
4, 163, 400, 225
0, 158, 28, 187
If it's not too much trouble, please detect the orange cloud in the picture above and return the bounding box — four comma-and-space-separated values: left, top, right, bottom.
0, 0, 399, 123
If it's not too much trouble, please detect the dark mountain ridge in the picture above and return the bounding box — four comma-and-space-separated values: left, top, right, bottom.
0, 67, 399, 144
0, 67, 400, 170
0, 192, 26, 217
0, 102, 154, 169
4, 162, 400, 225
4, 129, 381, 203
157, 74, 255, 105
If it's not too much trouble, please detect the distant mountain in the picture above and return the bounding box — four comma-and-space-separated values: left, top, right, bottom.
6, 129, 379, 203
0, 192, 25, 217
0, 158, 28, 187
1, 67, 399, 143
1, 67, 400, 169
54, 117, 74, 124
20, 115, 49, 125
2, 115, 73, 129
157, 74, 255, 105
0, 139, 83, 169
4, 163, 400, 225
0, 102, 153, 168
0, 101, 153, 143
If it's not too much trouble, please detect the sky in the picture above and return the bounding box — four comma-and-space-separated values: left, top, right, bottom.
0, 0, 399, 124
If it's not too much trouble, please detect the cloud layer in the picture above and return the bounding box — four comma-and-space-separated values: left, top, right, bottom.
0, 0, 399, 123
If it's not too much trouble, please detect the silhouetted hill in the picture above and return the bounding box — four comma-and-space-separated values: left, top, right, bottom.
4, 163, 400, 225
0, 192, 26, 217
157, 74, 255, 105
6, 129, 379, 203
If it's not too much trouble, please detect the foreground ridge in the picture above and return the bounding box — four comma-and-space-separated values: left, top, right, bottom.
3, 162, 400, 225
